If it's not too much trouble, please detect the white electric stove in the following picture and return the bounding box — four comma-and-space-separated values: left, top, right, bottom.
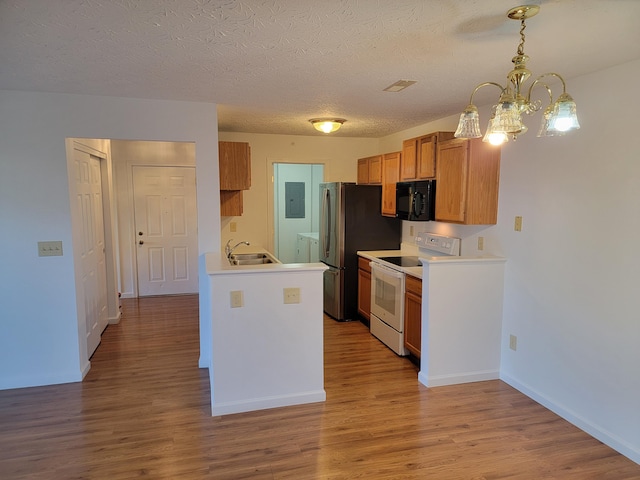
369, 233, 460, 355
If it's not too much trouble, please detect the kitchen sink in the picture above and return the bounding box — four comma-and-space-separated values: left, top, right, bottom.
228, 253, 278, 265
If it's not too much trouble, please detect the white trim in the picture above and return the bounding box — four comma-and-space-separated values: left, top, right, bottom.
212, 390, 327, 416
501, 373, 640, 465
418, 369, 499, 387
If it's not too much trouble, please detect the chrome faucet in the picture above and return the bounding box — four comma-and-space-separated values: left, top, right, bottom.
225, 239, 250, 258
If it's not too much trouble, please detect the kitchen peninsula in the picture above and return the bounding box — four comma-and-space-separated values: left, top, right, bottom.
359, 239, 505, 388
205, 247, 327, 415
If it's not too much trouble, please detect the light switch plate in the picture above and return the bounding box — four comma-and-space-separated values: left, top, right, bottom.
283, 287, 300, 304
38, 241, 63, 257
514, 216, 523, 232
230, 290, 244, 308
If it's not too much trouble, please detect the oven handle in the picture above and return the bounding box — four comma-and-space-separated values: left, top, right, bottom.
370, 261, 405, 279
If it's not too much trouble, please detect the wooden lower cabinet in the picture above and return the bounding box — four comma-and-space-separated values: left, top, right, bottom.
357, 257, 372, 322
404, 274, 422, 357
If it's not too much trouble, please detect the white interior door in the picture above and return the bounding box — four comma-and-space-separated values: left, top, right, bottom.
74, 149, 108, 358
133, 166, 198, 296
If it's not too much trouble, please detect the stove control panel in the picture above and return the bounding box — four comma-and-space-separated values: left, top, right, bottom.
415, 233, 461, 256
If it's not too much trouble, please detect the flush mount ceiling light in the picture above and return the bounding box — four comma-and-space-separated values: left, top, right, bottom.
454, 4, 580, 146
309, 118, 346, 134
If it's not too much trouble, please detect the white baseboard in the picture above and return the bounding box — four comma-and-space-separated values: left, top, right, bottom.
418, 369, 499, 387
501, 373, 640, 465
0, 369, 84, 390
211, 390, 326, 416
108, 311, 121, 325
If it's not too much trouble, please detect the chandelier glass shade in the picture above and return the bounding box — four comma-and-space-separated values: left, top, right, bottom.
454, 5, 580, 145
309, 118, 346, 133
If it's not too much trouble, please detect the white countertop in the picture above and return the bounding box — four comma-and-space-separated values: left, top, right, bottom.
358, 248, 506, 279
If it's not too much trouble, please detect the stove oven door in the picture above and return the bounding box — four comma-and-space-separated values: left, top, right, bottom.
370, 262, 405, 331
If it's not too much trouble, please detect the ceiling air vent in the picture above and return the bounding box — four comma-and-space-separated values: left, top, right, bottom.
383, 80, 417, 92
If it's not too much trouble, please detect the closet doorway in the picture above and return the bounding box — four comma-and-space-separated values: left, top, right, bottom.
273, 163, 324, 263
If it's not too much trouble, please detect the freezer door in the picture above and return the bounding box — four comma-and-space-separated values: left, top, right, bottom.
323, 266, 343, 320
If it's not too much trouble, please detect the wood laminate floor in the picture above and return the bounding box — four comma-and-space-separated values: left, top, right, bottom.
1, 294, 638, 479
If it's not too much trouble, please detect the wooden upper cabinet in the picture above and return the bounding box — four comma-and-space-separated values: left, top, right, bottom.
435, 138, 501, 225
381, 151, 401, 217
219, 141, 251, 216
220, 190, 243, 216
417, 135, 437, 179
401, 132, 454, 181
401, 139, 418, 180
357, 155, 382, 184
219, 141, 251, 190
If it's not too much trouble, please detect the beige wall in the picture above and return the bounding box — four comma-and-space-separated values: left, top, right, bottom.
218, 132, 379, 252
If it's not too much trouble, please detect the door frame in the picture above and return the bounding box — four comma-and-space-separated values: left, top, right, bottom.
66, 138, 120, 373
267, 159, 326, 256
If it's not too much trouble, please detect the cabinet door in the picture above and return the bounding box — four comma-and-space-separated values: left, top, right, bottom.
357, 267, 372, 321
381, 152, 401, 217
309, 238, 320, 262
357, 156, 383, 184
465, 140, 501, 225
220, 190, 243, 216
400, 139, 417, 180
368, 155, 382, 184
296, 234, 310, 263
357, 158, 369, 184
417, 135, 436, 179
219, 142, 251, 190
404, 289, 422, 357
435, 139, 468, 223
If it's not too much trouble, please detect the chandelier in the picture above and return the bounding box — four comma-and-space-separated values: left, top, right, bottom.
309, 118, 346, 133
454, 5, 580, 146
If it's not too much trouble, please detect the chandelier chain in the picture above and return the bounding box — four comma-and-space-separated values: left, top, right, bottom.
517, 18, 526, 55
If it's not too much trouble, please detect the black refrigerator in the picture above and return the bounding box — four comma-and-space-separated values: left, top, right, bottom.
319, 182, 401, 321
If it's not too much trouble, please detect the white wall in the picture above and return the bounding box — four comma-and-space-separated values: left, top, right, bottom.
0, 90, 219, 389
382, 59, 640, 463
218, 132, 378, 253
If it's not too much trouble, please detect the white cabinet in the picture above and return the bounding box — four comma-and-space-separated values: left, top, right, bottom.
296, 234, 310, 263
309, 235, 319, 262
296, 233, 319, 263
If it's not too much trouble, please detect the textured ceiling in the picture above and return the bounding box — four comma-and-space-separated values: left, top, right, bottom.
1, 0, 639, 137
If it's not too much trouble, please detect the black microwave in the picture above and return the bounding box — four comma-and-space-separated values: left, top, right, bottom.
395, 180, 436, 221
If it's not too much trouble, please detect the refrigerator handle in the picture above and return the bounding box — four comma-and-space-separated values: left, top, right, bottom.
321, 187, 331, 257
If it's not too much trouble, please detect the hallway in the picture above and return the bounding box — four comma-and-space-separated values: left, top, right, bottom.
1, 295, 638, 479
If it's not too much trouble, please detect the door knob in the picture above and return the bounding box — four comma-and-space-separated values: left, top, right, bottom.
139, 240, 144, 245
138, 231, 144, 236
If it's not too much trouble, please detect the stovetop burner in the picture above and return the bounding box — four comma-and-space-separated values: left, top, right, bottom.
378, 256, 422, 267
